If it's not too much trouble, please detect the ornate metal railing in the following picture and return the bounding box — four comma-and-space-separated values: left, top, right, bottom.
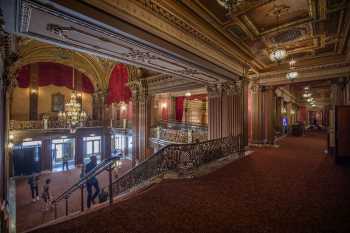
9, 120, 102, 130
150, 127, 208, 143
52, 156, 120, 219
112, 135, 242, 197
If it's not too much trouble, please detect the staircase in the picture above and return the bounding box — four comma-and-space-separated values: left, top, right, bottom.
26, 135, 243, 232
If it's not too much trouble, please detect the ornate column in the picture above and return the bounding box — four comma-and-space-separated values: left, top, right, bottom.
168, 96, 176, 122
29, 63, 38, 120
263, 86, 276, 144
328, 79, 344, 155
207, 85, 223, 139
129, 79, 152, 165
101, 128, 112, 160
207, 81, 243, 140
241, 79, 249, 147
251, 84, 265, 144
41, 139, 52, 171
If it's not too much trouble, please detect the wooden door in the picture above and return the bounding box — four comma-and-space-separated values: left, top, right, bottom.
335, 106, 350, 158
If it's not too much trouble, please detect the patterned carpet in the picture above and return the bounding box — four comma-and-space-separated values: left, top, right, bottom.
31, 132, 350, 233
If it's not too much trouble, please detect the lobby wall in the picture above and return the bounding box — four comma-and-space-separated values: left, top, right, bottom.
11, 85, 93, 120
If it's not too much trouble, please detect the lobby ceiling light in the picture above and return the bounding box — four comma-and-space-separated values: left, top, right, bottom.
286, 71, 298, 81
185, 92, 191, 97
217, 0, 245, 14
269, 1, 288, 63
286, 59, 298, 81
270, 48, 288, 63
58, 68, 87, 128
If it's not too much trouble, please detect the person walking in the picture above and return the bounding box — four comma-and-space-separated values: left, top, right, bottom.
85, 156, 100, 208
28, 174, 39, 202
42, 178, 52, 211
62, 153, 69, 171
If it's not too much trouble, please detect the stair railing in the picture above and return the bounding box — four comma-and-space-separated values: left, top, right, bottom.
51, 156, 120, 219
111, 135, 243, 198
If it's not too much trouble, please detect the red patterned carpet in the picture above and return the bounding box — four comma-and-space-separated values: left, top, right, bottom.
31, 132, 350, 233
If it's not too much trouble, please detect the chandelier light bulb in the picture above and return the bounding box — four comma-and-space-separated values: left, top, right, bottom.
286, 71, 298, 80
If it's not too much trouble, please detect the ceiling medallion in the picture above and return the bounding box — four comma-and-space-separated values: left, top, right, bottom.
217, 0, 245, 13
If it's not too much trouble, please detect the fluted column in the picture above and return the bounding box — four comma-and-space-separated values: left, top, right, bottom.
251, 84, 265, 144
207, 81, 244, 140
129, 80, 152, 165
264, 87, 276, 144
207, 85, 223, 139
328, 79, 344, 155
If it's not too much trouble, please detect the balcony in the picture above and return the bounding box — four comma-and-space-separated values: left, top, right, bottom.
150, 120, 208, 145
10, 120, 103, 131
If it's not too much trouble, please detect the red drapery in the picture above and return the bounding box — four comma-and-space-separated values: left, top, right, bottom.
175, 97, 185, 122
106, 64, 131, 105
16, 62, 94, 93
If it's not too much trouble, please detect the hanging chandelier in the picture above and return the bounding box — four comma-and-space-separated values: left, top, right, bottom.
270, 48, 288, 63
269, 2, 288, 63
58, 68, 87, 128
217, 0, 245, 13
286, 59, 298, 81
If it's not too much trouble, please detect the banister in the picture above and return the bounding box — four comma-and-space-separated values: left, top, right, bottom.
52, 156, 119, 204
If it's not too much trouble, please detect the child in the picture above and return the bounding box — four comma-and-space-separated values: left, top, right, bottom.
42, 178, 52, 211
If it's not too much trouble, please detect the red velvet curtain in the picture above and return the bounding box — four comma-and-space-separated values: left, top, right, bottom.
16, 62, 94, 93
106, 64, 131, 105
175, 97, 185, 122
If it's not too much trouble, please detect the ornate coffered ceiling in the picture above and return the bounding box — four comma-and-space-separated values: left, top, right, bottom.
3, 0, 349, 86
191, 0, 350, 69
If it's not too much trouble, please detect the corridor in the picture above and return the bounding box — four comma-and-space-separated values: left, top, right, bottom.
31, 132, 350, 233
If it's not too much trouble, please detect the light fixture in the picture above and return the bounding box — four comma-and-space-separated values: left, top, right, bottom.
161, 103, 167, 109
61, 136, 68, 139
185, 92, 191, 97
269, 1, 288, 63
281, 107, 287, 114
290, 109, 295, 115
9, 134, 14, 140
270, 48, 288, 63
8, 142, 14, 149
307, 97, 314, 102
58, 68, 87, 128
216, 0, 245, 14
30, 88, 38, 94
303, 93, 311, 98
286, 71, 298, 81
23, 138, 32, 142
120, 102, 127, 111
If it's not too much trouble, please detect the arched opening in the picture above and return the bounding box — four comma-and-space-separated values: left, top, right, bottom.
12, 62, 95, 121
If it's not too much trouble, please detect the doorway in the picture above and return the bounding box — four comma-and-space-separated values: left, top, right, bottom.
51, 138, 75, 172
83, 136, 102, 164
12, 141, 41, 176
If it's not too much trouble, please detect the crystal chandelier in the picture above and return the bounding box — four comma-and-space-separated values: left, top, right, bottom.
270, 48, 288, 63
217, 0, 245, 13
58, 68, 87, 128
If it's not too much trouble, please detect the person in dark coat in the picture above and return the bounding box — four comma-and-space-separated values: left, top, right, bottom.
28, 174, 39, 202
85, 156, 100, 208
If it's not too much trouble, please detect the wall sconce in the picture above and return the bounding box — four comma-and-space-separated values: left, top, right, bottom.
120, 104, 127, 112
290, 110, 295, 115
30, 88, 38, 94
281, 107, 287, 114
9, 134, 14, 140
161, 103, 167, 109
8, 142, 14, 149
185, 92, 191, 97
76, 93, 82, 98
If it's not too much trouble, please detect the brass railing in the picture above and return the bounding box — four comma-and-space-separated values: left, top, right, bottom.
9, 120, 102, 130
112, 135, 242, 197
